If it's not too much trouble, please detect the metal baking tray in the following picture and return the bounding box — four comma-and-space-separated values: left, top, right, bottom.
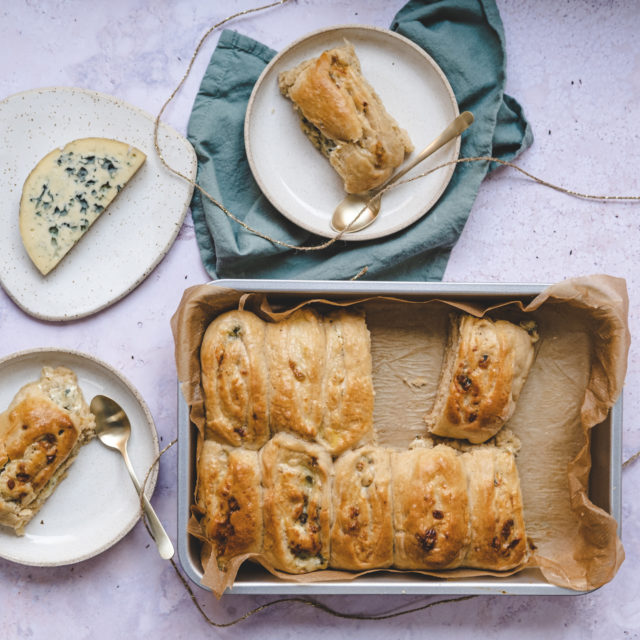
176, 279, 623, 596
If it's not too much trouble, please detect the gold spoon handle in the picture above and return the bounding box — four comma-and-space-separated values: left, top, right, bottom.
120, 445, 175, 560
376, 110, 475, 194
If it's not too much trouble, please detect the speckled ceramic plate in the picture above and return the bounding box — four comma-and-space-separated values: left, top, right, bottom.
0, 87, 196, 321
0, 349, 159, 566
245, 25, 460, 241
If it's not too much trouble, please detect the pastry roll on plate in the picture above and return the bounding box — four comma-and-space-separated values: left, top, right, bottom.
0, 366, 94, 535
196, 440, 263, 570
200, 310, 270, 449
391, 445, 469, 570
330, 447, 392, 570
261, 433, 331, 573
278, 41, 413, 194
425, 314, 538, 444
461, 446, 528, 570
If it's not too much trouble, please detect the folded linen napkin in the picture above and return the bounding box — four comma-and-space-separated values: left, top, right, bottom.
187, 0, 532, 281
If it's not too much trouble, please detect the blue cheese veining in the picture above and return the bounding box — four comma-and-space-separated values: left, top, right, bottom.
19, 137, 146, 275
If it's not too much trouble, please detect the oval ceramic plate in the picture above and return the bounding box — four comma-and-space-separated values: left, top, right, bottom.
245, 25, 460, 241
0, 87, 196, 321
0, 349, 159, 566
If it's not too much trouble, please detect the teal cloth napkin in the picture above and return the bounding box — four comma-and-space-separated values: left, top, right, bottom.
187, 0, 533, 281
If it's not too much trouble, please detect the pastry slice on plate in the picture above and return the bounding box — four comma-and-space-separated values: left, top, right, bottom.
279, 41, 413, 194
0, 366, 95, 535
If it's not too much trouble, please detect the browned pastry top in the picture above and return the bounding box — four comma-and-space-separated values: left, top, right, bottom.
0, 396, 78, 508
391, 445, 470, 570
261, 433, 331, 574
426, 314, 537, 443
200, 309, 270, 449
196, 440, 262, 569
279, 41, 413, 194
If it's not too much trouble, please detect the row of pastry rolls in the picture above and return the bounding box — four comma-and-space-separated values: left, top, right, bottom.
196, 432, 528, 574
200, 307, 374, 455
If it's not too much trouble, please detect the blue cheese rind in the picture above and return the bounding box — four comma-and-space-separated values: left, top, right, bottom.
19, 137, 146, 275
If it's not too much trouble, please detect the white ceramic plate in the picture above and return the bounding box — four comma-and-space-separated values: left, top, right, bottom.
245, 25, 460, 241
0, 349, 159, 566
0, 87, 196, 321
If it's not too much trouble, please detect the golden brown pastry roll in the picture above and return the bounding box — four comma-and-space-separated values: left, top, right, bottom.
0, 367, 94, 535
391, 445, 469, 570
266, 308, 325, 441
425, 314, 538, 444
200, 310, 269, 449
261, 433, 331, 573
321, 309, 374, 455
195, 440, 263, 570
330, 447, 392, 570
461, 447, 527, 570
278, 41, 413, 194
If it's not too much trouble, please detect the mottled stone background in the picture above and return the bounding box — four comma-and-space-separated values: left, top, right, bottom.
0, 1, 638, 637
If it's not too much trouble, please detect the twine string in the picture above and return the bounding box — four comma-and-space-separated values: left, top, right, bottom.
623, 450, 640, 469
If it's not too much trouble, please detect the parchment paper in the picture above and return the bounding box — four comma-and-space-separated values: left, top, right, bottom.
171, 275, 628, 597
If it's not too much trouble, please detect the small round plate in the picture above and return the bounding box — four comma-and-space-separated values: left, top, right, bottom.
0, 349, 159, 566
0, 87, 196, 321
245, 25, 460, 241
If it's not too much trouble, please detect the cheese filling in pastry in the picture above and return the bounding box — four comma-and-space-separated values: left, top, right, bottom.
0, 366, 95, 535
278, 41, 413, 194
425, 314, 538, 444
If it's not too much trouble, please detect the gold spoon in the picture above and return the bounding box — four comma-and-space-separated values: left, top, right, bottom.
331, 110, 474, 233
91, 394, 174, 560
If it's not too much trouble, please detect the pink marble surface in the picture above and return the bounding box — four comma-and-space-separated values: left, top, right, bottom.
0, 1, 638, 637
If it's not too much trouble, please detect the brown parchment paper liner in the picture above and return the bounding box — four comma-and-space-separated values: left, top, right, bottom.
171, 275, 628, 598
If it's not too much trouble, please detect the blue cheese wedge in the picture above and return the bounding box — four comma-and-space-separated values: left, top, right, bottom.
19, 137, 146, 275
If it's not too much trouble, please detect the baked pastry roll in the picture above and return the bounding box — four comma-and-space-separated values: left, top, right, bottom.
266, 308, 325, 441
330, 447, 392, 570
201, 310, 269, 449
278, 41, 413, 194
0, 367, 95, 535
261, 433, 331, 573
321, 309, 374, 455
462, 447, 527, 570
425, 314, 538, 444
195, 440, 262, 570
391, 445, 469, 570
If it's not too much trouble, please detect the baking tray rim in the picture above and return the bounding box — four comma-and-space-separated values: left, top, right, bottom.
176, 278, 623, 596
